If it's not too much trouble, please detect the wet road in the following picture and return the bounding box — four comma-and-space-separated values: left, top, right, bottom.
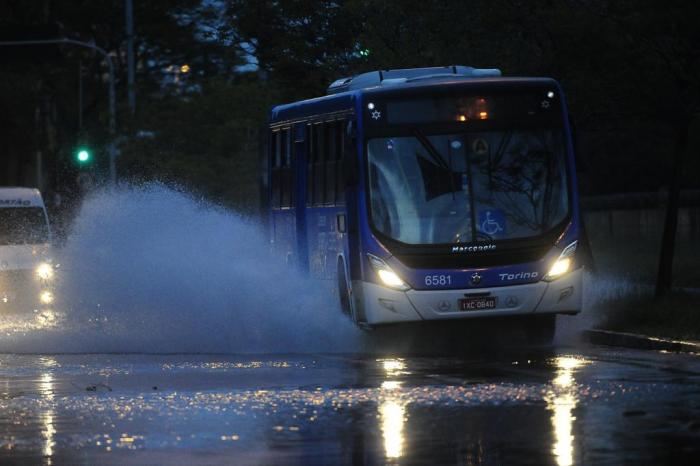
1, 345, 699, 465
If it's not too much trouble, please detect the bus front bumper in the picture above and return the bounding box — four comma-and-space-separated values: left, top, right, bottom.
357, 268, 582, 326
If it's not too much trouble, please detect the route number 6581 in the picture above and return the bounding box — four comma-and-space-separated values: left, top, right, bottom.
424, 274, 452, 286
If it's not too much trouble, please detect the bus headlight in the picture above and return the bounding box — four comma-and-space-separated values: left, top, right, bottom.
36, 262, 54, 281
546, 257, 571, 280
544, 240, 577, 281
367, 254, 410, 291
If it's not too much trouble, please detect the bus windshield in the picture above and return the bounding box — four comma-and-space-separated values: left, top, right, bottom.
367, 129, 569, 245
0, 207, 50, 245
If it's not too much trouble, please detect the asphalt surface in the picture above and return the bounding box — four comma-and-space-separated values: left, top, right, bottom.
0, 345, 699, 465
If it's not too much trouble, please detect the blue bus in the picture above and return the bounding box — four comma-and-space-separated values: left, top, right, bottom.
267, 66, 582, 342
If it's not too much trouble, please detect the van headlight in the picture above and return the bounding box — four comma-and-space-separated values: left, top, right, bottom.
36, 262, 54, 281
39, 290, 54, 305
367, 254, 410, 291
544, 241, 577, 281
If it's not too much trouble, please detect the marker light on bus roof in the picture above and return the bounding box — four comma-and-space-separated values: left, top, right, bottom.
367, 254, 410, 291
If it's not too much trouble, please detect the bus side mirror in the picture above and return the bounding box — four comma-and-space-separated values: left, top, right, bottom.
343, 120, 359, 186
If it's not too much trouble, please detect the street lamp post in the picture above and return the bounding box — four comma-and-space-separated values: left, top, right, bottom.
0, 38, 118, 184
125, 0, 136, 115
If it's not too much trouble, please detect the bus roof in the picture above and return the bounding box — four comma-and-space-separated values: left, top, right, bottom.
326, 66, 501, 94
269, 76, 559, 125
0, 187, 46, 208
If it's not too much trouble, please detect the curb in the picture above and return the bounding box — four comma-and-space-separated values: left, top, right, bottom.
582, 329, 700, 354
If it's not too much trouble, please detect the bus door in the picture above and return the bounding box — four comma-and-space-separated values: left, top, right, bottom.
270, 127, 297, 265
294, 123, 310, 273
306, 120, 348, 280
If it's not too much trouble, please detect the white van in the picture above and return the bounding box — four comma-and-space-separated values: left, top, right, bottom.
0, 187, 55, 312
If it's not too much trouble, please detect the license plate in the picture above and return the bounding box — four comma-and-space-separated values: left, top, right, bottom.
458, 296, 497, 311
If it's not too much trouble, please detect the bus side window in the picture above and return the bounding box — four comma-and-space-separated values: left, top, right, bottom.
287, 128, 295, 207
271, 130, 282, 209
325, 122, 337, 205
335, 120, 346, 205
314, 122, 325, 206
306, 124, 315, 207
280, 128, 293, 208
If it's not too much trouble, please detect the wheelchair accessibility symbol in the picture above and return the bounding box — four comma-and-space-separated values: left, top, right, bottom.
478, 210, 506, 237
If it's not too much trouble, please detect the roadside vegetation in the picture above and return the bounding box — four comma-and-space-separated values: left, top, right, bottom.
588, 231, 700, 289
596, 290, 700, 342
586, 229, 700, 341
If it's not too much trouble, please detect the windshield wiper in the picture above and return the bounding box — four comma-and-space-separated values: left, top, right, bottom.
410, 128, 450, 170
410, 128, 458, 198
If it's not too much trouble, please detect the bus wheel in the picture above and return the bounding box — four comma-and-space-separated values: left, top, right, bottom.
525, 314, 557, 346
337, 258, 355, 322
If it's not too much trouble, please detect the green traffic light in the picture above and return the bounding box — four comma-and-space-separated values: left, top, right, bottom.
76, 149, 91, 163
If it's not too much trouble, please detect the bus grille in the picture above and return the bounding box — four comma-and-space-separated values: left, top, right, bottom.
394, 247, 549, 269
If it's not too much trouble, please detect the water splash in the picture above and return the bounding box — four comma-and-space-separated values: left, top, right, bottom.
555, 271, 644, 343
0, 184, 360, 353
1, 183, 654, 353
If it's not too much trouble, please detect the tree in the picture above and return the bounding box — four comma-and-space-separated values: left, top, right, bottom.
0, 0, 244, 202
572, 0, 699, 296
222, 0, 366, 98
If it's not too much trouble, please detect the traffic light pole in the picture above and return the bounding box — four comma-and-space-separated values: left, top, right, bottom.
0, 38, 118, 185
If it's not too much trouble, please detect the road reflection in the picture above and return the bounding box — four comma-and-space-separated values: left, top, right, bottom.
13, 350, 693, 465
381, 358, 407, 375
378, 358, 407, 460
380, 396, 405, 459
38, 358, 57, 465
547, 356, 588, 466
